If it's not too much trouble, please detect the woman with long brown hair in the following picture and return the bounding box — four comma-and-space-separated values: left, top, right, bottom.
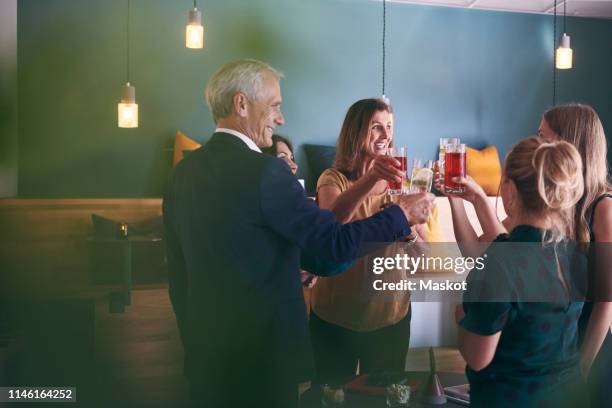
310, 98, 436, 385
262, 134, 299, 175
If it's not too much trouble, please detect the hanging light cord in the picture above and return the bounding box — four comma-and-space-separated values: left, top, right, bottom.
382, 0, 386, 97
563, 0, 567, 33
126, 0, 131, 84
553, 0, 557, 105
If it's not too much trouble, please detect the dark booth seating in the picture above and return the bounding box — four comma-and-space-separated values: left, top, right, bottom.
302, 144, 336, 195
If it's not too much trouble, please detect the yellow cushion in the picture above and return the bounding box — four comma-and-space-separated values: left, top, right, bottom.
173, 131, 202, 166
466, 145, 502, 196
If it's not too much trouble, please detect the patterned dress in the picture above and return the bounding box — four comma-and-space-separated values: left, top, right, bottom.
460, 225, 588, 408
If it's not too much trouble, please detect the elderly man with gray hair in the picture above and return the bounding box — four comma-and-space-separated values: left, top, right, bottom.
163, 59, 433, 407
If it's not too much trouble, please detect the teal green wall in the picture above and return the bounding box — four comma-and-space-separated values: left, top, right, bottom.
16, 0, 612, 197
0, 0, 18, 197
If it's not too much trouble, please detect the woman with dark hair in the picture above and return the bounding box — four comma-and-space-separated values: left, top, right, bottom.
262, 134, 298, 175
263, 134, 321, 289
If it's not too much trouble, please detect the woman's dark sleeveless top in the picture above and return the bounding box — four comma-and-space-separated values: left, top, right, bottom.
578, 193, 612, 338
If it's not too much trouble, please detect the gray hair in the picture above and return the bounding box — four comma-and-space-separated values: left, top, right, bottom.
205, 59, 283, 122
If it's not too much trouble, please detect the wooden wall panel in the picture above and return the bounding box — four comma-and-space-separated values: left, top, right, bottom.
0, 199, 162, 299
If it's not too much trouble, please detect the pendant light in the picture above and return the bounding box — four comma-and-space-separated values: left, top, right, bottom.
186, 0, 204, 49
118, 0, 138, 128
556, 0, 572, 69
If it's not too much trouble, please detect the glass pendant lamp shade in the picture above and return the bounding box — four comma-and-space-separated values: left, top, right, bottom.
118, 83, 138, 128
186, 8, 204, 49
117, 0, 138, 128
556, 33, 573, 69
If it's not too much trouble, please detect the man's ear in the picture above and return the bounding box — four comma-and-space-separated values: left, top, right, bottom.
233, 93, 249, 118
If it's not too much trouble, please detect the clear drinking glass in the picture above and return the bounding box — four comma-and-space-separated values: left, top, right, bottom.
387, 147, 407, 196
386, 383, 410, 407
410, 159, 434, 193
444, 143, 467, 194
439, 138, 460, 179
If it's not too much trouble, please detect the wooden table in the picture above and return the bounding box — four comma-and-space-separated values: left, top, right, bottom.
300, 371, 468, 407
298, 347, 467, 406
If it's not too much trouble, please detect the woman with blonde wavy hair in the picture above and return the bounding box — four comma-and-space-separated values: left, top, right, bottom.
539, 103, 612, 408
455, 137, 588, 407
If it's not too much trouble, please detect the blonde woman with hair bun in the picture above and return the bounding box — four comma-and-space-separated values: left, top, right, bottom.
539, 103, 612, 408
503, 137, 584, 243
454, 137, 589, 407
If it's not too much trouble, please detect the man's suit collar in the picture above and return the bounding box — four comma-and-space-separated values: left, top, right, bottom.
210, 129, 262, 153
207, 132, 252, 153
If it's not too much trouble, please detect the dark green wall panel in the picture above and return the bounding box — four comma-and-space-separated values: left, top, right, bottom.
0, 0, 18, 197
16, 0, 612, 197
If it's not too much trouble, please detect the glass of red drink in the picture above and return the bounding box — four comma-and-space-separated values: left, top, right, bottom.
444, 144, 466, 193
387, 147, 407, 196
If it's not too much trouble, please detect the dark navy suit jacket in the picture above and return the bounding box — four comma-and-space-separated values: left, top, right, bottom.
163, 132, 411, 384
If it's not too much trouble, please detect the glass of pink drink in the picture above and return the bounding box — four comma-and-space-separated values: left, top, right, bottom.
444, 143, 466, 194
387, 147, 407, 196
